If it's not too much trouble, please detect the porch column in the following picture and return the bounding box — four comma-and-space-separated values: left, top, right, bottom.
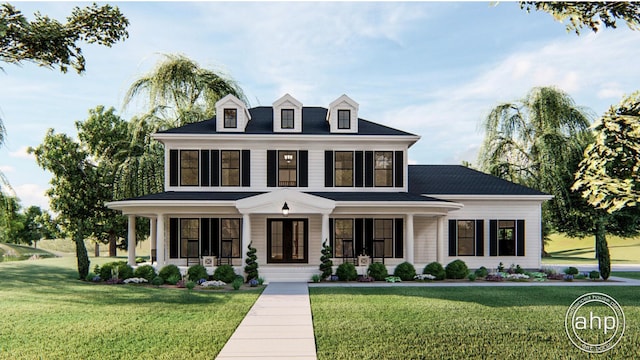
241, 213, 251, 268
149, 217, 157, 264
436, 216, 444, 263
406, 214, 414, 264
127, 215, 136, 266
156, 214, 166, 267
321, 213, 330, 247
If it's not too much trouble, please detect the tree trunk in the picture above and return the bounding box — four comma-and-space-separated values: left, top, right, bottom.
94, 242, 100, 257
109, 232, 117, 257
74, 230, 90, 280
595, 217, 611, 280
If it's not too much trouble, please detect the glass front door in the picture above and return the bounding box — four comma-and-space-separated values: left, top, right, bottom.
267, 219, 308, 263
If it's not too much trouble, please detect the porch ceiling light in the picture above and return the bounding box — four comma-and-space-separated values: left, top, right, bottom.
282, 202, 290, 216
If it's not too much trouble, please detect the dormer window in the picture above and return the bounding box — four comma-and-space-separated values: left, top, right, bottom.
281, 109, 294, 129
224, 109, 237, 128
338, 110, 350, 129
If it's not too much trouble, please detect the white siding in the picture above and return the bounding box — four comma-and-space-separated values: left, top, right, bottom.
414, 216, 438, 266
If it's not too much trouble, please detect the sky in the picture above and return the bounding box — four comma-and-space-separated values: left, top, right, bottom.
1, 1, 639, 211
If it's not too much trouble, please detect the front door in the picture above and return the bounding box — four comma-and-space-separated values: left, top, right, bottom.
267, 219, 308, 263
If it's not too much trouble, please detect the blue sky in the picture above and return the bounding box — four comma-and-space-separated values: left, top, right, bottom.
1, 1, 639, 210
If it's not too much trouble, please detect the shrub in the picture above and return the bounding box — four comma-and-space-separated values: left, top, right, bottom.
367, 262, 388, 281
564, 267, 579, 275
166, 274, 181, 285
394, 262, 416, 281
134, 265, 157, 281
311, 274, 321, 283
187, 264, 208, 282
232, 277, 243, 290
468, 273, 477, 281
151, 276, 164, 286
244, 242, 259, 281
213, 265, 237, 283
186, 281, 196, 290
445, 260, 469, 279
85, 272, 96, 282
497, 262, 505, 272
423, 262, 445, 280
319, 240, 333, 280
336, 262, 357, 281
474, 266, 489, 278
100, 261, 134, 281
158, 264, 181, 282
135, 257, 146, 264
257, 277, 265, 285
589, 270, 600, 280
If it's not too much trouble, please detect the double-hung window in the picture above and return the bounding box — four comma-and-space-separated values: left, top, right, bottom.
180, 150, 199, 186
224, 109, 237, 128
221, 150, 240, 186
281, 109, 294, 129
335, 151, 353, 187
374, 151, 393, 187
338, 109, 350, 129
278, 151, 297, 187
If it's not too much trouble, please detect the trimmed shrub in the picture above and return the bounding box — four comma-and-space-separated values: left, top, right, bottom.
394, 262, 416, 281
445, 260, 469, 279
336, 262, 357, 281
151, 276, 164, 286
158, 264, 181, 282
564, 266, 579, 276
232, 277, 243, 290
100, 261, 134, 281
474, 266, 489, 278
319, 240, 333, 280
187, 264, 208, 282
468, 273, 477, 281
244, 242, 259, 281
367, 262, 388, 281
589, 270, 600, 280
186, 281, 196, 290
167, 274, 181, 285
134, 265, 157, 281
423, 262, 445, 280
213, 265, 237, 283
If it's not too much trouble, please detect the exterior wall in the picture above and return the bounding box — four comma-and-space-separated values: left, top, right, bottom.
413, 216, 438, 266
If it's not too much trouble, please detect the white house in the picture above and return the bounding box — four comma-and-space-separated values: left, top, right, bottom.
107, 93, 552, 281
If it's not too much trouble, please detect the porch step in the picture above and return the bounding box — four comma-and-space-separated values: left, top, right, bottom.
260, 266, 319, 283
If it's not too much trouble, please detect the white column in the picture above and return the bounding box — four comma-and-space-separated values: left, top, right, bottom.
406, 214, 414, 264
436, 216, 444, 263
156, 214, 166, 267
150, 217, 157, 264
321, 213, 330, 247
241, 214, 251, 267
127, 215, 136, 266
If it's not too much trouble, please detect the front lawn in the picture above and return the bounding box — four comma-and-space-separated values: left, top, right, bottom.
0, 256, 260, 359
612, 271, 640, 280
310, 287, 640, 359
543, 233, 640, 264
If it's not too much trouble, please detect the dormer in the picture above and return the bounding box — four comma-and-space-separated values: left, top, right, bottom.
215, 94, 251, 132
273, 94, 303, 133
327, 94, 358, 133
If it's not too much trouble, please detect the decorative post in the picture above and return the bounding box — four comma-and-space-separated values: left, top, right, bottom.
242, 213, 251, 267
156, 214, 165, 267
149, 217, 157, 264
406, 213, 414, 264
127, 215, 136, 266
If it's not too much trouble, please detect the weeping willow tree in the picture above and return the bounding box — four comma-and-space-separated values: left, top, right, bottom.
116, 54, 246, 197
478, 86, 592, 256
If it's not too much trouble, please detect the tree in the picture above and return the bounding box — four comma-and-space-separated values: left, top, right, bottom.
319, 240, 333, 280
244, 242, 259, 281
478, 86, 592, 255
0, 194, 24, 243
519, 2, 640, 35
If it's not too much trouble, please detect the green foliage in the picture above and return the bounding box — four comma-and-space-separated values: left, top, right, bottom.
151, 276, 164, 286
134, 265, 157, 282
213, 265, 237, 283
468, 273, 477, 282
311, 274, 321, 283
589, 270, 600, 280
563, 266, 579, 275
336, 262, 357, 281
445, 260, 469, 279
474, 266, 489, 278
166, 274, 181, 285
85, 272, 96, 282
319, 240, 333, 280
232, 277, 243, 290
367, 262, 388, 281
244, 242, 258, 281
158, 264, 181, 282
99, 261, 133, 281
423, 262, 445, 280
185, 280, 196, 290
393, 262, 416, 281
187, 264, 208, 282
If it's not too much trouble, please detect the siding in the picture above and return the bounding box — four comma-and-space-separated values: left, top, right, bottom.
413, 217, 438, 265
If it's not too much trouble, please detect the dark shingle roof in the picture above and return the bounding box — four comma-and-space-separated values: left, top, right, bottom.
122, 191, 264, 201
159, 107, 415, 136
408, 165, 548, 196
308, 192, 447, 202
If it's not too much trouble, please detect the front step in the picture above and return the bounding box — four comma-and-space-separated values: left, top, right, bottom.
260, 266, 319, 283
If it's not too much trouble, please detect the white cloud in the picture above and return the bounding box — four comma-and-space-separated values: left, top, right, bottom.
13, 184, 49, 211
9, 146, 33, 159
0, 165, 15, 173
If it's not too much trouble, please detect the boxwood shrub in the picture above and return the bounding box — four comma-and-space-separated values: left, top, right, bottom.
158, 264, 181, 282
100, 261, 134, 281
213, 264, 237, 283
394, 262, 416, 281
474, 266, 489, 278
133, 264, 157, 281
367, 262, 388, 281
445, 259, 469, 279
187, 264, 208, 281
423, 262, 445, 280
336, 262, 358, 281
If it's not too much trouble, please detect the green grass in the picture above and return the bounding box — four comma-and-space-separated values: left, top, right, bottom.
0, 256, 261, 359
0, 243, 57, 261
612, 272, 640, 280
543, 233, 640, 264
37, 238, 151, 257
310, 287, 640, 359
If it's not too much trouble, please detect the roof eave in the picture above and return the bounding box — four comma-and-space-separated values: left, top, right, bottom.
422, 194, 553, 201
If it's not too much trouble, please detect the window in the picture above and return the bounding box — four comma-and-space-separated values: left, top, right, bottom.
221, 219, 241, 258
374, 151, 393, 187
457, 220, 475, 256
223, 109, 237, 128
221, 150, 240, 186
374, 219, 393, 258
338, 109, 350, 129
180, 219, 199, 258
335, 151, 353, 187
278, 151, 297, 186
180, 150, 199, 186
334, 219, 354, 258
498, 220, 516, 256
281, 109, 294, 129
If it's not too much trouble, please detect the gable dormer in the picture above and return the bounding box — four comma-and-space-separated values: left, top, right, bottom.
327, 94, 358, 133
215, 94, 251, 132
273, 94, 303, 133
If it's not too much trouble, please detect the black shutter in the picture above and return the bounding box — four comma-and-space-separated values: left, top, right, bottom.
241, 150, 251, 187
299, 150, 308, 187
201, 218, 210, 256
200, 150, 210, 187
267, 150, 277, 187
170, 218, 179, 258
364, 151, 374, 187
489, 220, 498, 256
394, 218, 404, 258
324, 151, 334, 187
211, 218, 220, 257
169, 150, 179, 187
394, 151, 404, 187
355, 151, 364, 187
516, 220, 525, 256
364, 218, 374, 256
355, 219, 364, 256
211, 150, 219, 186
329, 218, 335, 256
475, 220, 484, 256
448, 219, 457, 256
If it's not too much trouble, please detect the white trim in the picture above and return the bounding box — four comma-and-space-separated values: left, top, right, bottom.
423, 194, 553, 201
154, 133, 421, 145
236, 189, 335, 215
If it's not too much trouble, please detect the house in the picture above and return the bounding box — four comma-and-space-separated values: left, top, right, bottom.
107, 93, 552, 282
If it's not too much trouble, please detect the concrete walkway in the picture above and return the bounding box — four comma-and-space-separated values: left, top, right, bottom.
216, 282, 317, 360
